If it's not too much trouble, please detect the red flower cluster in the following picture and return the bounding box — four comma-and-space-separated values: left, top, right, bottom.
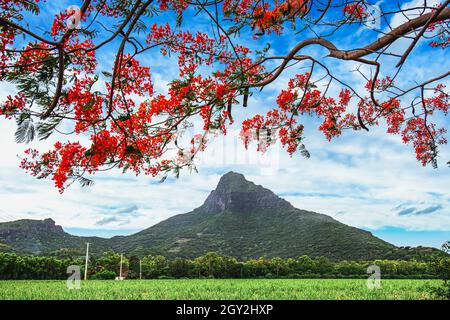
243, 72, 448, 167
365, 76, 393, 91
401, 118, 447, 166
343, 3, 368, 21
3, 0, 449, 192
248, 72, 351, 145
0, 93, 27, 118
427, 6, 450, 48
222, 0, 309, 35
21, 141, 87, 193
158, 0, 189, 13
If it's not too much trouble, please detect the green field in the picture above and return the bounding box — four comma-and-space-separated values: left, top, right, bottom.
0, 279, 442, 300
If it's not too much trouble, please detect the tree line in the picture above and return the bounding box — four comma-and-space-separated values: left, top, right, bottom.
0, 251, 446, 280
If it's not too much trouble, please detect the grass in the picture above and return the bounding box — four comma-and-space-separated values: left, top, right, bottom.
0, 279, 442, 300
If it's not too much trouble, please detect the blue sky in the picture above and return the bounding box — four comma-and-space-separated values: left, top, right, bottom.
0, 0, 449, 249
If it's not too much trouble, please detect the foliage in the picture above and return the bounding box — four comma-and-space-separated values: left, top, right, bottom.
0, 252, 83, 280
94, 251, 129, 276
141, 255, 168, 279
0, 251, 443, 280
90, 270, 116, 280
430, 241, 450, 299
0, 1, 449, 191
0, 242, 10, 252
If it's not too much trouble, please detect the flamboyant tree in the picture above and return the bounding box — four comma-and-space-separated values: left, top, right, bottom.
0, 0, 449, 192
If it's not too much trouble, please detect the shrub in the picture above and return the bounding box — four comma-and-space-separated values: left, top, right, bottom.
91, 270, 116, 280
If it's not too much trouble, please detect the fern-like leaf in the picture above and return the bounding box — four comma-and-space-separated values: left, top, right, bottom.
15, 117, 35, 144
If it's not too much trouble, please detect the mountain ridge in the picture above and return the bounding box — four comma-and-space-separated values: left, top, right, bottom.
0, 172, 440, 260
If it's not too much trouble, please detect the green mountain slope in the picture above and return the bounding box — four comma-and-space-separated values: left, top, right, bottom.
0, 218, 109, 255
110, 172, 396, 260
0, 172, 438, 260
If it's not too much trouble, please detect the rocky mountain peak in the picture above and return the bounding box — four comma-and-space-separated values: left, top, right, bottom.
41, 218, 64, 232
198, 171, 292, 214
43, 218, 56, 226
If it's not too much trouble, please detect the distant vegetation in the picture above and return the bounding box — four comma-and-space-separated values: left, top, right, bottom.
0, 251, 447, 280
430, 241, 450, 299
0, 243, 10, 252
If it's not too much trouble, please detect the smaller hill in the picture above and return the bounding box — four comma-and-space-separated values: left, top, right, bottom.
0, 218, 109, 255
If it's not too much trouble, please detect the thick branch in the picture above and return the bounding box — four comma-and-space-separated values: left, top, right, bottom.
249, 7, 450, 88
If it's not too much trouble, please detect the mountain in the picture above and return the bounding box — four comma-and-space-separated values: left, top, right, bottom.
0, 172, 438, 260
109, 172, 396, 260
0, 218, 110, 255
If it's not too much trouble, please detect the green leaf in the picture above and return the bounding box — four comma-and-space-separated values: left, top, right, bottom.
36, 118, 61, 141
15, 116, 35, 144
102, 71, 113, 78
118, 114, 131, 121
78, 177, 95, 188
176, 12, 183, 27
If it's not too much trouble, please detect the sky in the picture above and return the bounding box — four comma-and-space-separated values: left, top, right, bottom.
0, 0, 449, 249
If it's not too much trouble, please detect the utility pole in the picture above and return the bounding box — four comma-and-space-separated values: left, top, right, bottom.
119, 253, 123, 279
139, 259, 142, 280
84, 243, 90, 281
